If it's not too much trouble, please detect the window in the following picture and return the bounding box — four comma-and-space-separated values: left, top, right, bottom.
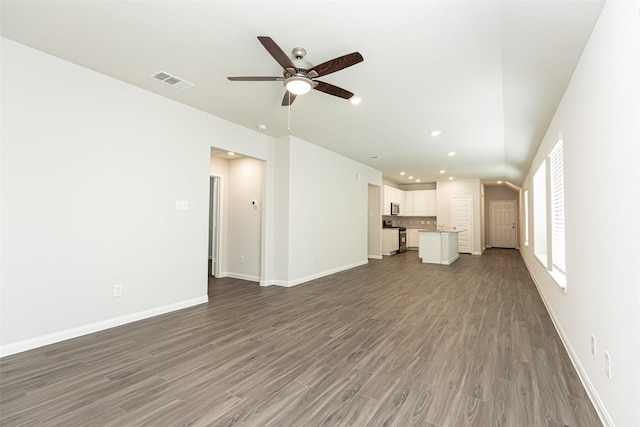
550, 139, 566, 277
533, 163, 547, 265
523, 189, 529, 246
531, 137, 566, 290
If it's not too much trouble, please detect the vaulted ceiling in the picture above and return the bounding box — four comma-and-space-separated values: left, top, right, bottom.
1, 1, 604, 187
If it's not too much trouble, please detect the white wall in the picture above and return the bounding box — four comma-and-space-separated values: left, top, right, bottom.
271, 136, 291, 284
0, 38, 273, 355
272, 136, 382, 286
436, 178, 483, 255
225, 157, 264, 281
519, 2, 640, 425
368, 184, 382, 259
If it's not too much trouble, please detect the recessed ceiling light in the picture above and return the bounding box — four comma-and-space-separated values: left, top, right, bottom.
350, 96, 363, 105
400, 172, 406, 175
439, 170, 446, 174
416, 179, 421, 182
257, 124, 267, 131
449, 176, 454, 180
448, 152, 456, 157
430, 130, 442, 137
408, 176, 414, 179
228, 152, 235, 156
497, 180, 503, 184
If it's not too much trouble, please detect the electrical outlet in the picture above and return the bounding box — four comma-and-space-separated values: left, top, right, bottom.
240, 256, 244, 264
113, 284, 123, 298
605, 351, 611, 379
591, 334, 596, 357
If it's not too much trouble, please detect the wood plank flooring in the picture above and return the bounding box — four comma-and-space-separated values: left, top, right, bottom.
0, 249, 602, 426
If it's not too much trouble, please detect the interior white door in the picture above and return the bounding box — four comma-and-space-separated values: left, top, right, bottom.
451, 196, 473, 254
489, 200, 517, 248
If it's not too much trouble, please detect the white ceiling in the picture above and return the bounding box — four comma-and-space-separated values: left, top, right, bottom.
1, 0, 604, 187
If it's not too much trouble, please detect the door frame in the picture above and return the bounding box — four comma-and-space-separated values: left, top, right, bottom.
210, 175, 222, 277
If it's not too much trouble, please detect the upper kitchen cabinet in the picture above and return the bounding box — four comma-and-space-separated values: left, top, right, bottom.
383, 185, 406, 215
405, 190, 437, 216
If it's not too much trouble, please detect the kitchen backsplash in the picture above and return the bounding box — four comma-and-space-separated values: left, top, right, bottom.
382, 215, 437, 229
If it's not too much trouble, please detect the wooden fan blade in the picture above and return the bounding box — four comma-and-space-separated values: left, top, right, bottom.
227, 76, 283, 81
258, 36, 296, 70
310, 52, 363, 77
314, 81, 354, 100
282, 91, 297, 106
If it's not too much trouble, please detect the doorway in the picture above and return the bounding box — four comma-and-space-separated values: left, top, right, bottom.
489, 200, 517, 248
209, 149, 264, 283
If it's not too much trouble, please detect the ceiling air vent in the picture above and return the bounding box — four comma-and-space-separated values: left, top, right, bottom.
150, 70, 194, 90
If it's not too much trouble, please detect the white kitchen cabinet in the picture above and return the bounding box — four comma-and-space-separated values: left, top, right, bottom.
385, 187, 436, 217
382, 228, 399, 255
404, 190, 437, 216
412, 191, 428, 215
398, 190, 407, 216
406, 191, 414, 216
425, 189, 437, 216
383, 186, 391, 215
407, 229, 420, 248
383, 185, 406, 215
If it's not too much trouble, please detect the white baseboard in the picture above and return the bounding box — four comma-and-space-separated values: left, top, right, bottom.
521, 253, 613, 427
262, 259, 369, 288
368, 255, 383, 259
0, 296, 208, 358
219, 272, 260, 282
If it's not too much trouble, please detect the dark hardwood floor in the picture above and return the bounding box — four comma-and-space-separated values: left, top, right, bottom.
0, 249, 601, 426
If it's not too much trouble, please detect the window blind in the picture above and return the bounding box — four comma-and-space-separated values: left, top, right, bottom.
524, 190, 529, 246
550, 140, 565, 274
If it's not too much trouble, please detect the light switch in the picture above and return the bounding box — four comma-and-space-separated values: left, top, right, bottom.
175, 200, 189, 211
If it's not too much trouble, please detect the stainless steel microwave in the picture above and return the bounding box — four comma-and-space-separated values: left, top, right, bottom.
391, 203, 400, 215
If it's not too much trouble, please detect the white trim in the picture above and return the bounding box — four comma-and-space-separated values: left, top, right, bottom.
0, 296, 209, 358
368, 255, 383, 260
521, 253, 613, 427
219, 272, 260, 282
441, 254, 460, 265
263, 260, 369, 288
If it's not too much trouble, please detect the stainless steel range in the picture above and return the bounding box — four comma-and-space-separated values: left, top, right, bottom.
383, 220, 407, 254
398, 228, 407, 253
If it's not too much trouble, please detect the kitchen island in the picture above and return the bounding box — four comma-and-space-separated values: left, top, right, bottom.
418, 230, 461, 265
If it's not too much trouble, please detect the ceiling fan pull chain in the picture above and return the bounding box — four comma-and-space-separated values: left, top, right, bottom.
288, 91, 291, 132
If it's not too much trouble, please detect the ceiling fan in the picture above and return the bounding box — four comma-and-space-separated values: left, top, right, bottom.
227, 36, 363, 106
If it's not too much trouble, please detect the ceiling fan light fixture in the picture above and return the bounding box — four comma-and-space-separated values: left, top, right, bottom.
285, 76, 313, 95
